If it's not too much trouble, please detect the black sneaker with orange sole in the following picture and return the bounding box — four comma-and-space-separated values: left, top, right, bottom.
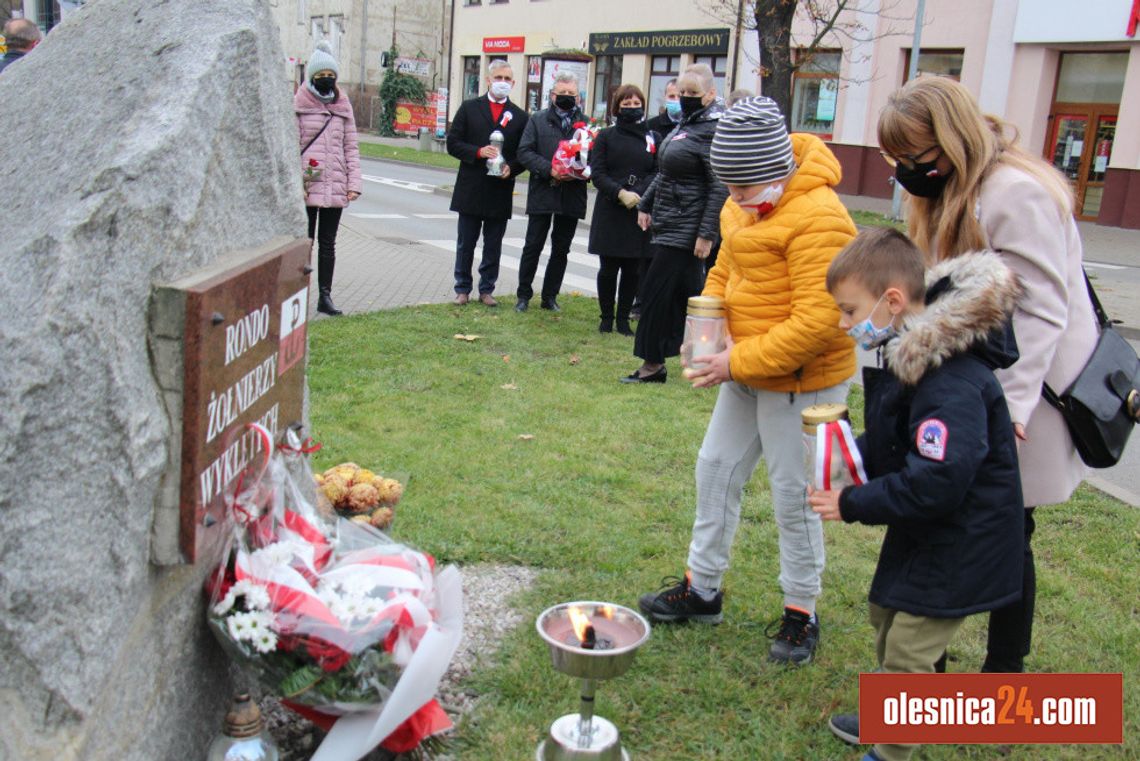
637, 572, 723, 624
766, 606, 820, 664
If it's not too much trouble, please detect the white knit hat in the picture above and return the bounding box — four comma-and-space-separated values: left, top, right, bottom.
710, 96, 796, 185
306, 40, 339, 81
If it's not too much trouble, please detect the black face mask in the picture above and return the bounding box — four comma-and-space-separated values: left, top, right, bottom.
313, 77, 337, 96
554, 94, 577, 112
894, 159, 951, 198
616, 107, 644, 123
679, 95, 705, 118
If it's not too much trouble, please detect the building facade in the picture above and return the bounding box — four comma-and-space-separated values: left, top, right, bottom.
269, 0, 449, 133
448, 0, 1140, 229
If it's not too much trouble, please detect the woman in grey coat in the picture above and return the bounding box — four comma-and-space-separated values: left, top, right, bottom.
877, 76, 1098, 674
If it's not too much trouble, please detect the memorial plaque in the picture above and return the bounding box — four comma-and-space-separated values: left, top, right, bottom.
151, 237, 311, 563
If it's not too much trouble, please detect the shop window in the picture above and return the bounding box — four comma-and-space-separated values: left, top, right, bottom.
464, 0, 481, 5
462, 56, 482, 101
648, 55, 681, 116
791, 50, 840, 138
525, 55, 543, 112
903, 49, 964, 82
692, 54, 728, 98
593, 55, 624, 120
1056, 52, 1128, 104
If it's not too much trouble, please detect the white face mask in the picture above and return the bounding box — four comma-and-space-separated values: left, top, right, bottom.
737, 183, 784, 215
489, 81, 511, 100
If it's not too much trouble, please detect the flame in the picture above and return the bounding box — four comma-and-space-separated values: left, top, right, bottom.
598, 605, 615, 620
567, 605, 592, 644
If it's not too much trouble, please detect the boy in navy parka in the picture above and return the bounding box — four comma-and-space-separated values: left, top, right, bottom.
809, 227, 1025, 761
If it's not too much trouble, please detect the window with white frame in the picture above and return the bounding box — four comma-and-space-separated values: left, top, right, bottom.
791, 50, 840, 138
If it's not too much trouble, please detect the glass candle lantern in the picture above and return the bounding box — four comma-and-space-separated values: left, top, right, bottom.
206, 693, 279, 761
801, 403, 866, 492
681, 296, 727, 370
486, 130, 506, 176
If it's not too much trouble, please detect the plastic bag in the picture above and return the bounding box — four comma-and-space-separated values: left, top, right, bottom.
204, 424, 462, 760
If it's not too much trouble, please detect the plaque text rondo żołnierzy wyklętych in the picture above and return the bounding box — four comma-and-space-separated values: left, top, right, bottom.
149, 237, 311, 564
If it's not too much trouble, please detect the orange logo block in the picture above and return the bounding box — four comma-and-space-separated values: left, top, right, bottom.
858, 673, 1123, 744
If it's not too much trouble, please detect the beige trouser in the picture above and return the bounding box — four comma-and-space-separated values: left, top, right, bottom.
869, 603, 965, 761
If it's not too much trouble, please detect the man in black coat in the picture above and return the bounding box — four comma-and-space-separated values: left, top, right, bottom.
513, 72, 589, 312
446, 60, 528, 306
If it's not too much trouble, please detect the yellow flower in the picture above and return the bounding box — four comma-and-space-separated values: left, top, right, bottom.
373, 477, 404, 506
321, 474, 349, 507
345, 483, 380, 513
353, 468, 377, 486
369, 506, 394, 530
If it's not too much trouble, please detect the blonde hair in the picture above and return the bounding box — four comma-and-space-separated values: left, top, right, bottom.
877, 77, 1073, 262
680, 63, 715, 95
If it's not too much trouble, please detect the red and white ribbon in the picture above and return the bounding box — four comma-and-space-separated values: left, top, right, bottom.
815, 420, 869, 490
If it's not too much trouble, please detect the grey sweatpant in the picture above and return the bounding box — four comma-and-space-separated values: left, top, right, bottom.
687, 380, 849, 612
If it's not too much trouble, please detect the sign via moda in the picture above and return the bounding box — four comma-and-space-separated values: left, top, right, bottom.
483, 36, 525, 53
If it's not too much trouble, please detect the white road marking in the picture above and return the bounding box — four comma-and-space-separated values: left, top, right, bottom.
419, 239, 599, 295
349, 213, 407, 219
361, 174, 436, 193
1085, 260, 1126, 271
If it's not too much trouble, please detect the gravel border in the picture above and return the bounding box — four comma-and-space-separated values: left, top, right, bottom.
259, 563, 539, 760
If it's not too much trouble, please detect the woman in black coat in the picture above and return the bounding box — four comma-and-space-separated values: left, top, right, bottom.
588, 84, 658, 335
623, 64, 728, 383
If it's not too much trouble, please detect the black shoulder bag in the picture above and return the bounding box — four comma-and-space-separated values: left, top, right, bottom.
1041, 270, 1140, 468
301, 116, 333, 156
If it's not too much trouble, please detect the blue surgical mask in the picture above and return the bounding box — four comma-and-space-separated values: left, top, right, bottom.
847, 293, 898, 350
664, 100, 682, 119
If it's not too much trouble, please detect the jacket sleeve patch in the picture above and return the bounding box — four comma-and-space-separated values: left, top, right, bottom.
916, 419, 949, 461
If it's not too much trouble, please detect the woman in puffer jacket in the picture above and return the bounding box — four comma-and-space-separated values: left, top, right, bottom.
296, 41, 362, 316
623, 63, 729, 383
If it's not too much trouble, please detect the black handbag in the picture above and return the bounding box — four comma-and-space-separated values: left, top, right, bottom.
1041, 270, 1140, 468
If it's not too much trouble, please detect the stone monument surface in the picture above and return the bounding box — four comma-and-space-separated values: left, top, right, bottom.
0, 0, 307, 758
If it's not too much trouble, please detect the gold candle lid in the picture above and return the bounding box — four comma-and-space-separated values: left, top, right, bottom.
801, 403, 849, 434
687, 295, 725, 318
223, 693, 264, 739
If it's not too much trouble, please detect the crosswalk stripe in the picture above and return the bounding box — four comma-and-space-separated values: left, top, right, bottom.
419, 239, 599, 295
500, 238, 598, 268
349, 213, 407, 219
361, 174, 435, 193
412, 213, 456, 219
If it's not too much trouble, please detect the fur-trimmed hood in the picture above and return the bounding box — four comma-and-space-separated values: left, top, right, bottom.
885, 252, 1023, 386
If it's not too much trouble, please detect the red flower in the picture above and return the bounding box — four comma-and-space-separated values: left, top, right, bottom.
203, 563, 235, 603
308, 158, 320, 167
305, 637, 353, 672
572, 121, 586, 129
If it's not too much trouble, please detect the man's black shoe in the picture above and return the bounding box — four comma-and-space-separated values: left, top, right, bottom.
637, 572, 722, 624
828, 713, 860, 745
766, 606, 820, 664
514, 298, 529, 312
540, 298, 561, 312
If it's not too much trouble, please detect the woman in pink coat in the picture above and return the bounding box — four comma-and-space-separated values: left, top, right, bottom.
296, 41, 362, 316
877, 77, 1097, 674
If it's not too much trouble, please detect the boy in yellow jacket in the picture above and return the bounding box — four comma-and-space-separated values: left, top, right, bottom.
638, 97, 856, 664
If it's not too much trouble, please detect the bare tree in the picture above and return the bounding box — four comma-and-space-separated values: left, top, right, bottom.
702, 0, 907, 127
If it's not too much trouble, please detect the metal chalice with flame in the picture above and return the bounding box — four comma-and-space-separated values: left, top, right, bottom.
535, 601, 651, 760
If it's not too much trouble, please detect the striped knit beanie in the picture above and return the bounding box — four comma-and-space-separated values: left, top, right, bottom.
710, 96, 796, 185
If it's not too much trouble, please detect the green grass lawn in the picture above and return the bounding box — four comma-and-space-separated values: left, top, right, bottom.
359, 141, 460, 171
307, 296, 1139, 760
